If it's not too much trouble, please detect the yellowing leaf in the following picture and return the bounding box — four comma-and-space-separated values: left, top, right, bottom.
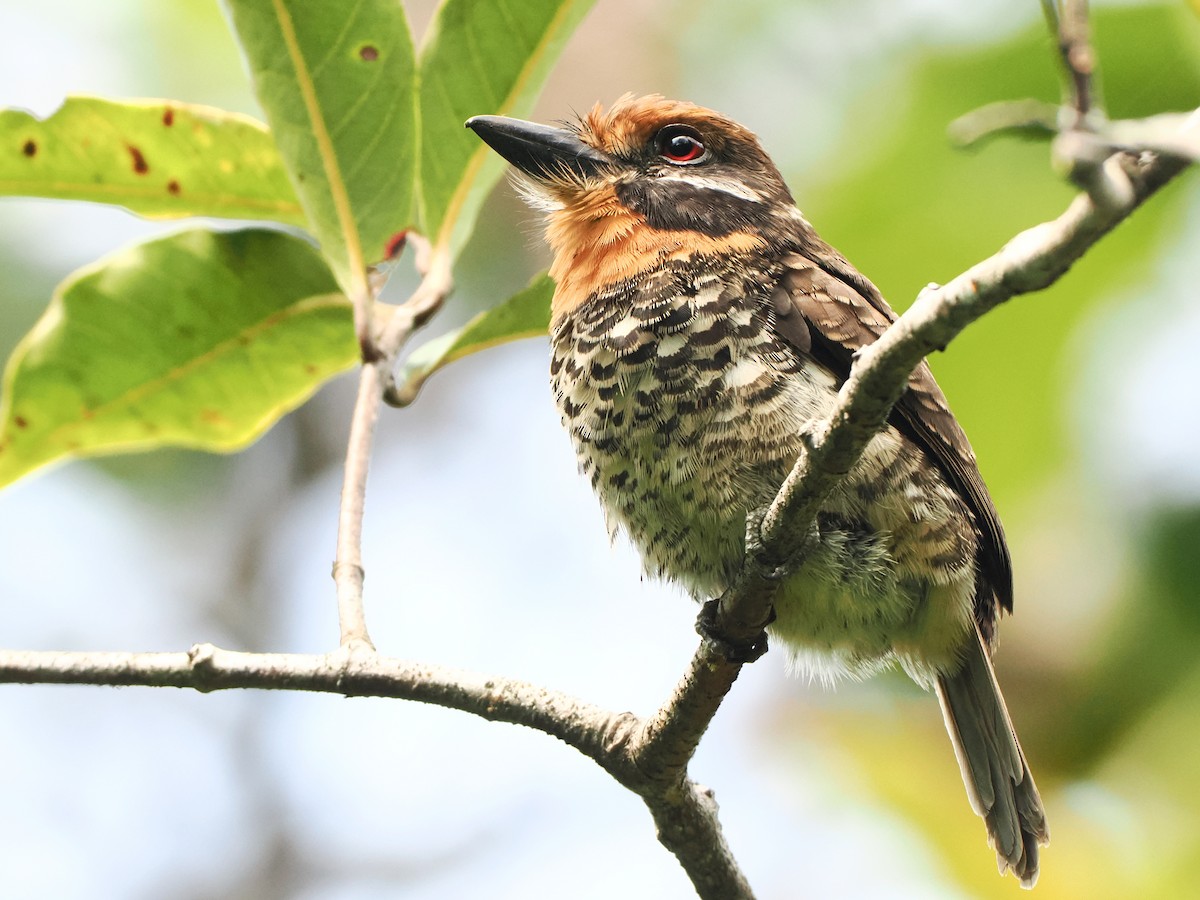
0, 97, 305, 226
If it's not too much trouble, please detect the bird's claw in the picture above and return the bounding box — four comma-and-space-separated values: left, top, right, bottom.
695, 598, 775, 664
745, 503, 813, 581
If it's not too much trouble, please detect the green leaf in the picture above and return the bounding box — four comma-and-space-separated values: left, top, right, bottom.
418, 0, 596, 257
0, 228, 356, 488
0, 97, 306, 227
222, 0, 418, 291
393, 272, 553, 405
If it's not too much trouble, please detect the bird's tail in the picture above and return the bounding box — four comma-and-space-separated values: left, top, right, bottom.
935, 624, 1049, 888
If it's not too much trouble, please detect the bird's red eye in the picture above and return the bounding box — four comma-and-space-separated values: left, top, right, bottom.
656, 125, 706, 164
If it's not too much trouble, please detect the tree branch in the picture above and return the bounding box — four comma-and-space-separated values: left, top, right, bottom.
0, 643, 752, 897
950, 103, 1200, 164
1056, 0, 1096, 127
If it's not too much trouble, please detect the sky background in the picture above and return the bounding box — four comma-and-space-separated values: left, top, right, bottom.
3, 1, 1200, 898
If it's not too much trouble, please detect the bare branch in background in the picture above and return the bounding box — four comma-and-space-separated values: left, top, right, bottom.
948, 98, 1062, 147
951, 103, 1200, 164
1057, 0, 1097, 126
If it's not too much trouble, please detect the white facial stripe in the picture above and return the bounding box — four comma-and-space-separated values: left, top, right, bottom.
657, 171, 765, 203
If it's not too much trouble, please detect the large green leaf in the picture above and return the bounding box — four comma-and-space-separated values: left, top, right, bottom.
0, 97, 305, 227
222, 0, 417, 291
393, 272, 553, 405
418, 0, 596, 257
0, 228, 355, 488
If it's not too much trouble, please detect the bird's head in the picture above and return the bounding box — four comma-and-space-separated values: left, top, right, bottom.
467, 96, 800, 318
467, 94, 795, 235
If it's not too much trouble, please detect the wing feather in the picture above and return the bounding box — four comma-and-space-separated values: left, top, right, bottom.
774, 239, 1012, 635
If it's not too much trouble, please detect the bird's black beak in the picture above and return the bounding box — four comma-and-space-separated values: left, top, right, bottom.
466, 115, 610, 182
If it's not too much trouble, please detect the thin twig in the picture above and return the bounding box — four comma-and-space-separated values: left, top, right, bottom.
333, 361, 384, 649
948, 99, 1061, 148
1062, 1, 1094, 124
332, 239, 454, 649
949, 103, 1200, 163
1097, 112, 1200, 161
1044, 0, 1097, 127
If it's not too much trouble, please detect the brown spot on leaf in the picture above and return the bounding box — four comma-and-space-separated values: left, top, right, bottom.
304, 363, 319, 375
359, 44, 379, 61
162, 107, 175, 126
127, 145, 149, 174
21, 139, 36, 157
13, 415, 28, 429
384, 230, 408, 260
81, 407, 95, 420
200, 409, 229, 426
167, 179, 181, 196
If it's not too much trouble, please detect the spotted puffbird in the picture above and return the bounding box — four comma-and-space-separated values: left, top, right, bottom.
467, 95, 1048, 886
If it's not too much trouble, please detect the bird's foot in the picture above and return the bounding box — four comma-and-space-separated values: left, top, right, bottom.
695, 598, 775, 664
745, 501, 817, 581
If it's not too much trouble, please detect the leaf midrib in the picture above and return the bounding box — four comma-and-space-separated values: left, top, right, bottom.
270, 0, 368, 291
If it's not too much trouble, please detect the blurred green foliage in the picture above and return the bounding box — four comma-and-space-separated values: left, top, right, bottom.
787, 5, 1200, 896
803, 4, 1200, 504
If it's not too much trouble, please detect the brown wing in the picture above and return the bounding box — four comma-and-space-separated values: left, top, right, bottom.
772, 239, 1012, 636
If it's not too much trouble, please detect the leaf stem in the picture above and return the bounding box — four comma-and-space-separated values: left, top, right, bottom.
333, 354, 383, 649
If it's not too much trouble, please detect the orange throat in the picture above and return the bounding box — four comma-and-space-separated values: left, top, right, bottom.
545, 184, 767, 323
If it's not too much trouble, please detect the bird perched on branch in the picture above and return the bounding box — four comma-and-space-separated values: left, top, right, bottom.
467, 95, 1048, 886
